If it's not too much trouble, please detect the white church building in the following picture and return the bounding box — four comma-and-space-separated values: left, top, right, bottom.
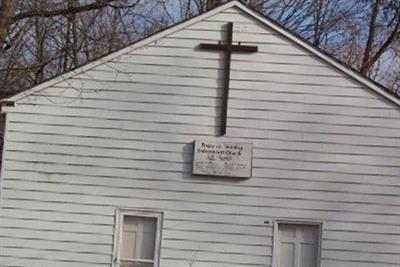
0, 1, 399, 267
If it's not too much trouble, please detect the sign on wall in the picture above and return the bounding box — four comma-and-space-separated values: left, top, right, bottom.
192, 140, 252, 178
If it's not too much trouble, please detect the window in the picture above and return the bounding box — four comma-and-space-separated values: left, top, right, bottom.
272, 221, 321, 267
113, 210, 163, 267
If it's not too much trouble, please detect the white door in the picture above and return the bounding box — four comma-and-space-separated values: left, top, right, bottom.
276, 224, 320, 267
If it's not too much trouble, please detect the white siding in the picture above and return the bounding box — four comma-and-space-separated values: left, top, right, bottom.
1, 6, 400, 267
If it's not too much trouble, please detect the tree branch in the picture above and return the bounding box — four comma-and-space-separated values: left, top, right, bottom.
12, 0, 138, 22
0, 0, 19, 52
361, 0, 381, 74
363, 18, 400, 73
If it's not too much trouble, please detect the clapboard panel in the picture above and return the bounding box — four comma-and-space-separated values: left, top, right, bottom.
1, 5, 400, 267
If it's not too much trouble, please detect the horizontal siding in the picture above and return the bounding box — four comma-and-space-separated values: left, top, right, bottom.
23, 81, 399, 118
15, 96, 400, 128
1, 237, 111, 255
0, 257, 108, 267
4, 179, 400, 217
1, 6, 400, 267
1, 247, 110, 264
7, 131, 400, 163
8, 108, 400, 147
3, 171, 400, 209
6, 139, 400, 170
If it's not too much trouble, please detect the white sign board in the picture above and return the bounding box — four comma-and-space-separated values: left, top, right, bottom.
192, 140, 252, 178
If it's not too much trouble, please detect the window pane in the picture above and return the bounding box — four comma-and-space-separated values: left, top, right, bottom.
121, 223, 138, 259
141, 229, 157, 260
279, 224, 296, 239
121, 216, 157, 260
300, 226, 318, 241
279, 242, 295, 267
299, 243, 317, 267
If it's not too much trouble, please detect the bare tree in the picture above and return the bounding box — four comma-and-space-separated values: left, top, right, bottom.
206, 0, 225, 10
0, 0, 399, 97
241, 0, 399, 93
0, 0, 19, 52
0, 0, 168, 96
360, 0, 400, 75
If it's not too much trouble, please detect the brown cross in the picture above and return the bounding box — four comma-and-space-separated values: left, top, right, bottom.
200, 22, 258, 136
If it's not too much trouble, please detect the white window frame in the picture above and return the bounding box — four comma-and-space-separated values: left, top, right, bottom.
112, 209, 163, 267
272, 219, 322, 267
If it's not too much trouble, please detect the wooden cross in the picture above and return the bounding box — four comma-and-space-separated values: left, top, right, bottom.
200, 22, 258, 136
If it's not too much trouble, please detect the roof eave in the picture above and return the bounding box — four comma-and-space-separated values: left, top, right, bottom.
1, 1, 239, 104
3, 0, 399, 107
232, 1, 400, 107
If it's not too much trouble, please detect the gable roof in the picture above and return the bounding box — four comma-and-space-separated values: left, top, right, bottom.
2, 0, 400, 106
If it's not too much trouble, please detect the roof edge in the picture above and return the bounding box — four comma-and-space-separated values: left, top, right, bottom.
232, 1, 400, 107
4, 0, 399, 107
2, 1, 239, 103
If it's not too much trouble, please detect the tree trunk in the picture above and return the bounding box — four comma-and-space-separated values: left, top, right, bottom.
313, 0, 324, 46
360, 0, 381, 75
206, 0, 224, 11
0, 0, 19, 53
